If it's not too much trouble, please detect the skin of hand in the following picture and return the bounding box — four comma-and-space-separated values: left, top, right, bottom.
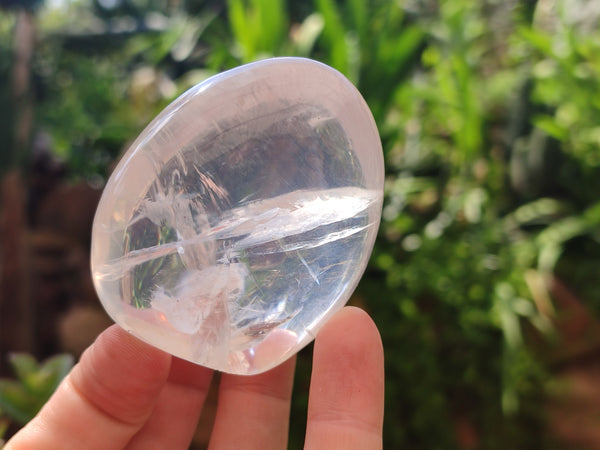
5, 306, 384, 450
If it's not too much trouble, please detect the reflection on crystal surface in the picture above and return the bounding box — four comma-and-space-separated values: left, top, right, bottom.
91, 57, 384, 374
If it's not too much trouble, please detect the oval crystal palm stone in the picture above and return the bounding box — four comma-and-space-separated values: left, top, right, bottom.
91, 57, 384, 375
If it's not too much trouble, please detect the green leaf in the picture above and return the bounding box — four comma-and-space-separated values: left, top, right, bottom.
8, 354, 38, 386
507, 198, 568, 226
32, 354, 74, 397
375, 25, 423, 78
0, 354, 73, 425
227, 0, 287, 62
347, 0, 367, 40
537, 216, 587, 247
315, 0, 349, 75
256, 0, 286, 52
533, 116, 567, 140
228, 0, 253, 59
0, 380, 35, 425
519, 26, 554, 56
583, 200, 600, 226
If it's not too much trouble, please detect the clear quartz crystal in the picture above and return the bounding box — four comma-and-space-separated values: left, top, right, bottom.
91, 57, 384, 375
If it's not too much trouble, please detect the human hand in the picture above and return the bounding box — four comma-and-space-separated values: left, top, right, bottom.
5, 306, 384, 449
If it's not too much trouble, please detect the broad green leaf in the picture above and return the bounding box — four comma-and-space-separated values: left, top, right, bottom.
30, 354, 74, 396
8, 354, 38, 386
0, 380, 35, 425
532, 116, 567, 140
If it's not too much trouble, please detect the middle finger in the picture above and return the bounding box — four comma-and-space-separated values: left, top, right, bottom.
208, 356, 296, 450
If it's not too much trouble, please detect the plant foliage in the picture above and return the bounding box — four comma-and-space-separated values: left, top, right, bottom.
0, 353, 73, 426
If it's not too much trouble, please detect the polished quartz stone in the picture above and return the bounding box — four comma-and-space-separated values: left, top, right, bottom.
91, 57, 384, 375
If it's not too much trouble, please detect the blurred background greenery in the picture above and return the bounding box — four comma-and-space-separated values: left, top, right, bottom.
1, 0, 600, 448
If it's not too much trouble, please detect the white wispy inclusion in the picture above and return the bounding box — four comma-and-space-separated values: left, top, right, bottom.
95, 187, 380, 280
